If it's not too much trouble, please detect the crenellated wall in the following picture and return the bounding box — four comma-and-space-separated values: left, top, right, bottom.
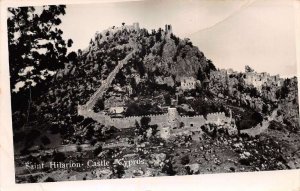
78, 104, 231, 130
180, 115, 206, 127
180, 112, 228, 128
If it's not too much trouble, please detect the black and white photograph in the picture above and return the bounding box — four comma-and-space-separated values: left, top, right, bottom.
5, 0, 300, 184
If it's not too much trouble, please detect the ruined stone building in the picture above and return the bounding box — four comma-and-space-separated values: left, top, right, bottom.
164, 24, 173, 37
244, 71, 283, 92
109, 107, 126, 114
180, 77, 196, 90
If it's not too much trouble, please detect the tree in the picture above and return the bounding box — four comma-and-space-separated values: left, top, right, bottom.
7, 5, 73, 91
164, 94, 171, 106
197, 68, 205, 81
93, 99, 105, 112
115, 70, 126, 86
44, 177, 56, 182
52, 151, 66, 162
207, 59, 216, 71
25, 129, 41, 146
140, 116, 151, 127
135, 120, 140, 128
181, 155, 190, 165
155, 28, 162, 42
162, 157, 176, 175
114, 164, 125, 178
76, 145, 83, 152
262, 104, 268, 114
252, 111, 263, 123
93, 145, 103, 157
170, 33, 179, 45
67, 51, 78, 64
41, 135, 51, 145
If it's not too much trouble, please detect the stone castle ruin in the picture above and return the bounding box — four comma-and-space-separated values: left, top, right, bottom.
165, 24, 173, 37
180, 77, 196, 90
96, 22, 140, 36
244, 69, 284, 93
210, 68, 284, 95
77, 23, 238, 139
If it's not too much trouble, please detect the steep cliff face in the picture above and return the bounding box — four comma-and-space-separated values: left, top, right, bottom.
143, 36, 210, 81
276, 77, 299, 131
77, 24, 213, 84
208, 68, 299, 130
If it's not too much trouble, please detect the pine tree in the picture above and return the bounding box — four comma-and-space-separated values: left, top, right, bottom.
7, 5, 73, 91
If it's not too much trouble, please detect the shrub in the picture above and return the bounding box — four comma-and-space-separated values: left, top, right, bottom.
114, 164, 125, 178
44, 177, 55, 182
41, 135, 51, 145
93, 145, 102, 157
53, 152, 66, 162
181, 155, 190, 165
76, 145, 82, 152
14, 132, 26, 143
251, 112, 263, 124
141, 116, 151, 127
50, 124, 60, 134
26, 129, 41, 141
93, 99, 104, 112
162, 160, 176, 175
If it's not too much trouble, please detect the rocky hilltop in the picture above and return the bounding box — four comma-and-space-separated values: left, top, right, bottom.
79, 23, 213, 82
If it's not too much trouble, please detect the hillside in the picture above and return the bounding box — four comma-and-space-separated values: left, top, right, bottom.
12, 23, 215, 149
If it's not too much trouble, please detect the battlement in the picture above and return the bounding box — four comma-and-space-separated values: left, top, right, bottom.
93, 22, 140, 43
120, 22, 140, 32
207, 112, 226, 118
181, 115, 205, 119
78, 104, 230, 129
78, 104, 237, 139
165, 24, 172, 34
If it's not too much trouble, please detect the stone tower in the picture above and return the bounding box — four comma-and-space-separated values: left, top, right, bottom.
167, 107, 179, 128
133, 22, 140, 31
165, 24, 173, 35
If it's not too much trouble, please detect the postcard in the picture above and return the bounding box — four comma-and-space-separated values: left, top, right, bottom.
0, 0, 300, 190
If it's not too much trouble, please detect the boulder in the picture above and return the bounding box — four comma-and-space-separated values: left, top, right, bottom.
186, 163, 200, 174
149, 153, 167, 168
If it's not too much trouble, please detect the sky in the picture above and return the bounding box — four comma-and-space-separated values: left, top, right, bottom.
56, 0, 297, 77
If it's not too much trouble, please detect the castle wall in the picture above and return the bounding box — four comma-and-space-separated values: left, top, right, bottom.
79, 105, 231, 131
180, 115, 206, 128
108, 116, 141, 128
240, 120, 268, 137
179, 112, 228, 128
207, 112, 227, 123
108, 113, 169, 129
78, 105, 169, 129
